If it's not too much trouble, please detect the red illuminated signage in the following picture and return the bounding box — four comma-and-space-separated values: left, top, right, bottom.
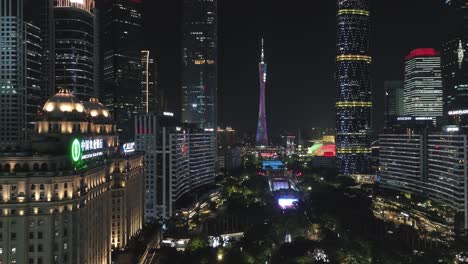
405, 48, 439, 61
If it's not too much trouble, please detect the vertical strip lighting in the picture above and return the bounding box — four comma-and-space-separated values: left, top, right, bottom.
142, 50, 150, 113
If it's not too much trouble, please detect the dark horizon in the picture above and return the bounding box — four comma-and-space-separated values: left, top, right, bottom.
145, 0, 445, 136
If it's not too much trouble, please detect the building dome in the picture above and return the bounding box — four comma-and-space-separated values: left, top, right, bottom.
83, 98, 111, 119
42, 88, 86, 114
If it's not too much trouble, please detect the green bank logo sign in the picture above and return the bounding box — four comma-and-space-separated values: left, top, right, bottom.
70, 138, 104, 162
71, 139, 82, 162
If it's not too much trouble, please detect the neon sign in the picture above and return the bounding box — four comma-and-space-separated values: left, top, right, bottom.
80, 139, 103, 151
448, 109, 468, 116
71, 139, 82, 162
123, 142, 135, 154
415, 117, 434, 121
70, 138, 104, 162
397, 116, 412, 121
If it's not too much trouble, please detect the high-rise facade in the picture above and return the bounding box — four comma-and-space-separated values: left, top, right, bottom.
335, 0, 372, 176
25, 23, 44, 133
0, 0, 44, 147
136, 115, 216, 221
141, 50, 157, 114
379, 131, 468, 233
384, 80, 403, 121
54, 0, 98, 100
0, 0, 27, 147
181, 0, 217, 130
442, 1, 468, 125
402, 49, 443, 117
101, 0, 143, 140
256, 39, 269, 146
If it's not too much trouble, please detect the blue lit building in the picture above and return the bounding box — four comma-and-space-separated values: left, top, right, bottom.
335, 0, 372, 176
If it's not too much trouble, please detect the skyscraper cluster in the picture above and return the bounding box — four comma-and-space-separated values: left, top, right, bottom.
377, 0, 468, 236
0, 0, 219, 262
136, 0, 219, 222
332, 0, 467, 235
0, 0, 157, 146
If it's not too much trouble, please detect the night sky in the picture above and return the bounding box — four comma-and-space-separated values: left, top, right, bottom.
144, 0, 445, 136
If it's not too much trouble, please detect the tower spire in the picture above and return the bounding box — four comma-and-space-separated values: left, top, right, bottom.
261, 37, 265, 63
256, 37, 268, 146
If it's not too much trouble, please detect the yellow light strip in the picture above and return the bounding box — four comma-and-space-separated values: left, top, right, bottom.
336, 132, 369, 136
336, 55, 372, 63
336, 147, 372, 154
336, 101, 372, 107
337, 9, 370, 16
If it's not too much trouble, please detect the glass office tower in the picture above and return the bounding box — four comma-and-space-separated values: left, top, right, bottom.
54, 0, 97, 100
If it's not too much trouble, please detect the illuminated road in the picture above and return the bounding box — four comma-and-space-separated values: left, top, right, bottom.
139, 228, 162, 264
141, 249, 159, 264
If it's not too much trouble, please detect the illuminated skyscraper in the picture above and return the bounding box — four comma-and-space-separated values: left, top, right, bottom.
0, 0, 43, 147
256, 38, 268, 146
335, 0, 372, 176
403, 49, 443, 117
101, 0, 143, 140
54, 0, 98, 100
141, 50, 157, 114
442, 1, 468, 125
181, 0, 217, 130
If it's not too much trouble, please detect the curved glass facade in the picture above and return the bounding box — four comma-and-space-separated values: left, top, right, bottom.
54, 4, 95, 100
335, 0, 372, 176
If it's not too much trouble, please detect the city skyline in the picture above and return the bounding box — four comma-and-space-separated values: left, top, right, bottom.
1, 0, 468, 262
144, 0, 445, 135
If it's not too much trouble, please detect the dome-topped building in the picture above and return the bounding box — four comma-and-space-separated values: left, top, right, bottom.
42, 88, 86, 116
36, 89, 115, 135
84, 98, 111, 120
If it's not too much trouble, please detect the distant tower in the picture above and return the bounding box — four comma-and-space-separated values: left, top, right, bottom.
256, 38, 269, 146
181, 0, 217, 130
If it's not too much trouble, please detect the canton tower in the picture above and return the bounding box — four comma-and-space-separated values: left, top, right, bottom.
335, 0, 372, 176
256, 38, 269, 146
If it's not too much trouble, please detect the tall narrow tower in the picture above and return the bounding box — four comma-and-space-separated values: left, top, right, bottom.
335, 0, 372, 176
256, 38, 269, 146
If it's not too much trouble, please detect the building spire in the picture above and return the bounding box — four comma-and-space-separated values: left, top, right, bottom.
261, 37, 265, 63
